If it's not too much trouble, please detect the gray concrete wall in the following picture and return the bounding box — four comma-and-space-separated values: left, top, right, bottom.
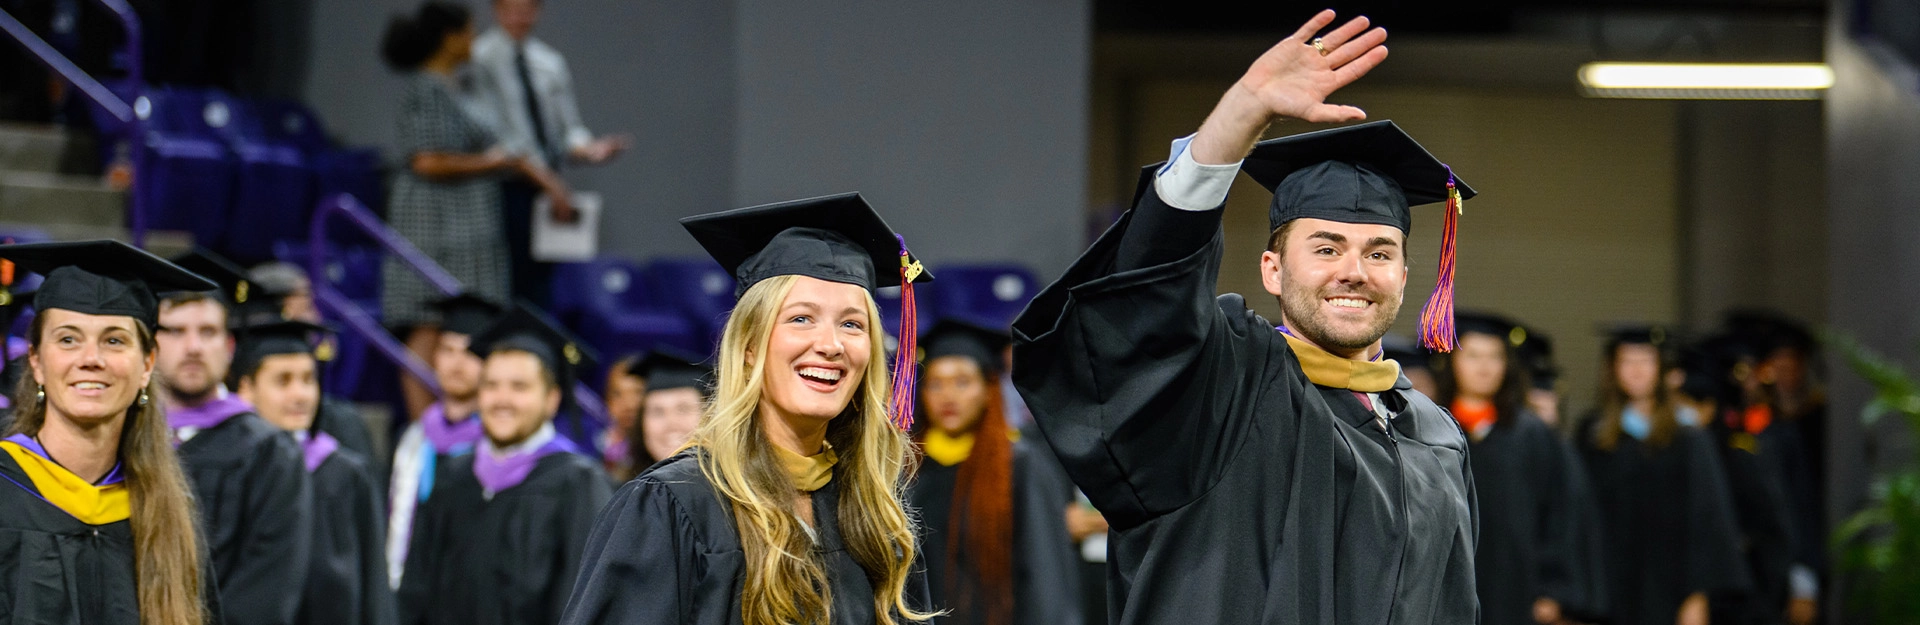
296, 0, 1089, 276
1824, 1, 1920, 571
732, 0, 1090, 278
299, 0, 738, 260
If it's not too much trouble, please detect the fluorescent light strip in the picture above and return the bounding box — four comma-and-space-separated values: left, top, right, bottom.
1578, 63, 1833, 100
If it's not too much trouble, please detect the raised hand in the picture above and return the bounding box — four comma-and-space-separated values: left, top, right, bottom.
1189, 10, 1388, 165
1242, 10, 1389, 123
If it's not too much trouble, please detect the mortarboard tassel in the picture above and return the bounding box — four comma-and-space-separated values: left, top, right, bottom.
1417, 167, 1462, 353
888, 235, 924, 431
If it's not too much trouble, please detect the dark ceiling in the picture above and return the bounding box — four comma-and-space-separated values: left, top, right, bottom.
1096, 0, 1826, 36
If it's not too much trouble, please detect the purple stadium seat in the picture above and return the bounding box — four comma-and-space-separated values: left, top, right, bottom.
210, 95, 315, 265
136, 88, 238, 249
925, 264, 1040, 330
550, 258, 703, 366
253, 99, 384, 236
874, 285, 937, 346
642, 257, 736, 349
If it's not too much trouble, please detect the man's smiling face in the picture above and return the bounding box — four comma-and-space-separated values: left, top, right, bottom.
1262, 217, 1408, 357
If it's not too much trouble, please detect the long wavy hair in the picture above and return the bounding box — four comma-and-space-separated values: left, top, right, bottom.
1589, 341, 1681, 452
1433, 330, 1532, 427
689, 274, 933, 625
914, 367, 1015, 625
8, 314, 207, 625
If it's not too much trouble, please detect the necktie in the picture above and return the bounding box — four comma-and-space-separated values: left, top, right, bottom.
516, 45, 552, 163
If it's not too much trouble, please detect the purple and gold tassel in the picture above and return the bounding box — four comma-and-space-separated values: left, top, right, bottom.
1417, 167, 1462, 353
888, 235, 925, 431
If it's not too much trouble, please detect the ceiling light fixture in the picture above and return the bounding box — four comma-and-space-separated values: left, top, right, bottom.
1577, 63, 1833, 100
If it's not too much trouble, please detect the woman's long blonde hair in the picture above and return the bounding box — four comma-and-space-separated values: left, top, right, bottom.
8, 314, 207, 625
690, 274, 933, 625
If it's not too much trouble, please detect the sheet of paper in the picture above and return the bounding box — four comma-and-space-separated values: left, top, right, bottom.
531, 191, 601, 262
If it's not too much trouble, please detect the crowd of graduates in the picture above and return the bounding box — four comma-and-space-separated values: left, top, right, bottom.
0, 9, 1838, 621
0, 240, 1835, 625
1388, 311, 1830, 625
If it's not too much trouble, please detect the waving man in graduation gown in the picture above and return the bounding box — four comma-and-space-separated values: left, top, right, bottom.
1010, 10, 1480, 625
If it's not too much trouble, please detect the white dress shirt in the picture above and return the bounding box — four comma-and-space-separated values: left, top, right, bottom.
471, 28, 595, 169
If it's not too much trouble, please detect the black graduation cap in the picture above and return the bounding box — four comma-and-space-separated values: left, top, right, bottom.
636, 348, 711, 395
429, 292, 506, 337
682, 192, 933, 431
1603, 324, 1669, 349
467, 303, 599, 396
920, 318, 1011, 375
1245, 121, 1476, 353
680, 192, 933, 298
232, 319, 331, 381
1243, 120, 1477, 232
1513, 324, 1558, 391
1454, 311, 1525, 348
1723, 310, 1815, 356
169, 248, 251, 307
1379, 333, 1431, 371
0, 240, 218, 330
1674, 334, 1747, 403
233, 262, 310, 326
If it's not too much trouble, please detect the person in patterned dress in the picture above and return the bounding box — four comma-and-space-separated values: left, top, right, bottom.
378, 1, 572, 422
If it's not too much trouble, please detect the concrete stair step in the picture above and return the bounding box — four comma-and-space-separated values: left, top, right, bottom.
0, 170, 125, 228
0, 220, 193, 257
0, 123, 99, 175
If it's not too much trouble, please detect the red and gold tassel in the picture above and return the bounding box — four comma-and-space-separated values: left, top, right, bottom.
888, 234, 924, 431
1417, 168, 1462, 353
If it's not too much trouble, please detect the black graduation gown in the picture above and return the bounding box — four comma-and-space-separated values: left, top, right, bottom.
558, 451, 935, 625
302, 447, 397, 625
317, 395, 382, 484
1469, 412, 1609, 625
907, 440, 1082, 625
1009, 191, 1480, 625
397, 451, 612, 625
1706, 416, 1817, 625
0, 451, 226, 625
1577, 421, 1751, 625
178, 412, 314, 625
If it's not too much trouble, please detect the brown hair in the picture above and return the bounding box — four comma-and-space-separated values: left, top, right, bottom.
157, 292, 230, 329
1266, 221, 1298, 255
1433, 331, 1533, 426
9, 314, 207, 625
1589, 342, 1681, 451
915, 377, 1015, 625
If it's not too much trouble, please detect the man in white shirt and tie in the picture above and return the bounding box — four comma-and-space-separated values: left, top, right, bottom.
471, 0, 631, 304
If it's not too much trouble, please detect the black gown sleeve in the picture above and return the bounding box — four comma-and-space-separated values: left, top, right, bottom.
354, 462, 400, 625
394, 485, 443, 625
1012, 444, 1084, 625
200, 524, 228, 625
320, 397, 383, 484
224, 433, 314, 625
1011, 186, 1276, 530
558, 478, 698, 625
1678, 429, 1757, 598
1537, 431, 1609, 622
549, 466, 616, 624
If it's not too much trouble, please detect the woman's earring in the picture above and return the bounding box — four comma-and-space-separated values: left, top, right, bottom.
137, 389, 150, 407
35, 385, 45, 403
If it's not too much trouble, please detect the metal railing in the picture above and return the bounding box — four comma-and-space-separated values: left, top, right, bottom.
0, 0, 150, 245
307, 193, 608, 430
